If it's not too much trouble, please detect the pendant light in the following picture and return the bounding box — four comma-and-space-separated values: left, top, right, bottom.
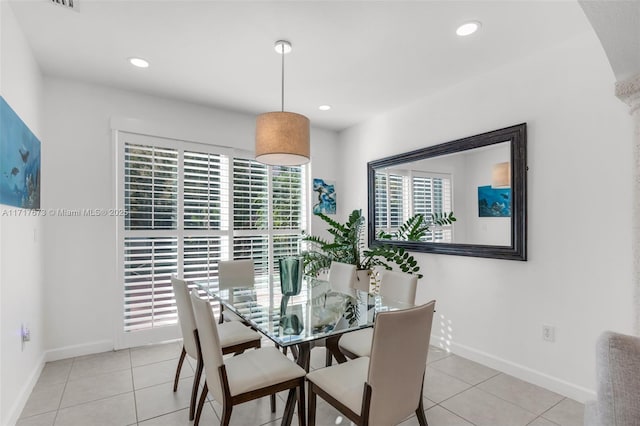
491, 161, 511, 188
255, 40, 310, 166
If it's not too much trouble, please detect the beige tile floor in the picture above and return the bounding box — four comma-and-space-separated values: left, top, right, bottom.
17, 340, 584, 426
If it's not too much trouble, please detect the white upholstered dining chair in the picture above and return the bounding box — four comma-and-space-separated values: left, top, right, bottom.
319, 261, 358, 366
327, 261, 357, 295
190, 290, 307, 426
337, 269, 419, 360
217, 259, 256, 323
171, 277, 262, 424
306, 300, 436, 426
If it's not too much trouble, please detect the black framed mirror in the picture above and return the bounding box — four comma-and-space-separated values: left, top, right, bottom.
367, 123, 527, 260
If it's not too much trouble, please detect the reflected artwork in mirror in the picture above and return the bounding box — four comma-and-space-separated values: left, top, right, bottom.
367, 123, 527, 260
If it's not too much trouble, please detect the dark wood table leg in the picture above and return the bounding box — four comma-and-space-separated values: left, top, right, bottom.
325, 335, 347, 364
281, 342, 311, 426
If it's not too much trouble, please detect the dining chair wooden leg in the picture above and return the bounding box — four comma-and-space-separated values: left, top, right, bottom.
190, 354, 204, 420
194, 382, 208, 426
297, 343, 311, 372
270, 394, 276, 413
173, 346, 186, 392
325, 348, 332, 367
416, 400, 429, 426
297, 378, 306, 426
276, 343, 288, 356
308, 382, 316, 426
221, 403, 233, 426
218, 304, 225, 324
325, 335, 347, 364
281, 390, 295, 426
416, 380, 428, 426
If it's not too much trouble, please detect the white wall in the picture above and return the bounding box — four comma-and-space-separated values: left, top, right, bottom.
0, 3, 46, 425
42, 77, 340, 355
339, 28, 634, 401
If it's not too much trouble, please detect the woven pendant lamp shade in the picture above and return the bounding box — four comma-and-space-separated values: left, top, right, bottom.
491, 161, 511, 188
255, 111, 310, 166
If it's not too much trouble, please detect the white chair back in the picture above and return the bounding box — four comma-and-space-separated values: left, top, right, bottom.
367, 301, 435, 425
328, 261, 356, 294
379, 269, 418, 305
171, 277, 199, 359
219, 259, 255, 290
190, 290, 226, 404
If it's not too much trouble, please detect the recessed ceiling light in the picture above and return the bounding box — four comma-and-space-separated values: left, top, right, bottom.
319, 105, 331, 111
274, 40, 292, 55
456, 21, 481, 37
128, 57, 150, 68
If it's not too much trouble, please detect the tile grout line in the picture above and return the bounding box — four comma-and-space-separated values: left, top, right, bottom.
431, 403, 480, 426
525, 414, 562, 426
536, 397, 569, 424
51, 354, 77, 424
435, 372, 547, 423
429, 355, 570, 422
128, 348, 140, 425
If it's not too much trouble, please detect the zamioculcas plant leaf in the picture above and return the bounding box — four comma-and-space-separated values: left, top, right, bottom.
302, 209, 455, 280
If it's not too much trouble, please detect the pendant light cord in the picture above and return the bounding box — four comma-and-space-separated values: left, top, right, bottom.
281, 42, 285, 112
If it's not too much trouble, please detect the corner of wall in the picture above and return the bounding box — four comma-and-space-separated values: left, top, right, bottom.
1, 2, 47, 425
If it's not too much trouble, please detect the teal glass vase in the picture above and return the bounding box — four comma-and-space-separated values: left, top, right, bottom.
279, 257, 303, 297
279, 257, 304, 335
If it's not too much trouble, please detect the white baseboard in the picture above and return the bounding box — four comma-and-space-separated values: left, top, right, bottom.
431, 334, 596, 403
4, 353, 46, 426
44, 339, 113, 362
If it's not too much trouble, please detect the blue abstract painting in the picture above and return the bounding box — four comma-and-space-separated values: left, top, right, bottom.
1, 97, 41, 209
478, 185, 510, 217
313, 178, 336, 215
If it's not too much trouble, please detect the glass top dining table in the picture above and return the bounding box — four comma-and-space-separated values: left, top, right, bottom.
197, 276, 414, 426
196, 276, 413, 367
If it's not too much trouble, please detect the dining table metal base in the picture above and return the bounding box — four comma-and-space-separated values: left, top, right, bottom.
281, 337, 348, 425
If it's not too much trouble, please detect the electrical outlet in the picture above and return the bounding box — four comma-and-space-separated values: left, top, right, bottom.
21, 324, 31, 351
542, 325, 555, 342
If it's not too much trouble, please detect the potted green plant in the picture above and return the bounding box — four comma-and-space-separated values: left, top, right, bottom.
301, 209, 455, 283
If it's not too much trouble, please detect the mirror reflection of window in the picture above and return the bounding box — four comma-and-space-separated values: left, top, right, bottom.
412, 173, 453, 242
374, 170, 454, 243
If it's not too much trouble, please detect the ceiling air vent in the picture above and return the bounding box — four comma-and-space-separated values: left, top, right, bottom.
50, 0, 78, 11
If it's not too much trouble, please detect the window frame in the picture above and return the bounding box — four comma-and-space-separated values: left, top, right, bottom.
115, 131, 308, 348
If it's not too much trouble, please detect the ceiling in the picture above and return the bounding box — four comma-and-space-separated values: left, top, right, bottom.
579, 0, 640, 82
10, 0, 597, 131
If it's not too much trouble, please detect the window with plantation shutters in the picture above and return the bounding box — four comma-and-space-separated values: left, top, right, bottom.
374, 171, 409, 235
375, 169, 453, 242
124, 144, 178, 230
123, 143, 179, 332
388, 174, 408, 229
232, 158, 306, 308
233, 158, 268, 230
412, 173, 453, 242
118, 133, 306, 338
374, 173, 388, 230
183, 151, 228, 230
